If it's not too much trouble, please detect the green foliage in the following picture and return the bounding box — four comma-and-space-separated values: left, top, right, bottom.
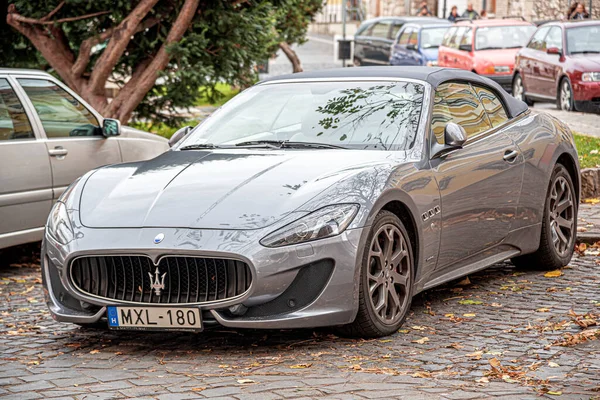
195, 83, 239, 107
574, 133, 600, 168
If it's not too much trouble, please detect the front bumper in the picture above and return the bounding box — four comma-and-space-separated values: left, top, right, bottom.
42, 225, 365, 330
573, 81, 600, 112
481, 74, 513, 92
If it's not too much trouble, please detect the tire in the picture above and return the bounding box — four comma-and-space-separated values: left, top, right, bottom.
511, 164, 577, 270
341, 210, 414, 338
513, 73, 534, 106
557, 78, 574, 111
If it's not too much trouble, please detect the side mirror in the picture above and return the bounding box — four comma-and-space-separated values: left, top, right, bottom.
102, 118, 121, 137
458, 44, 472, 52
547, 47, 561, 55
406, 43, 417, 51
431, 123, 467, 159
169, 126, 193, 148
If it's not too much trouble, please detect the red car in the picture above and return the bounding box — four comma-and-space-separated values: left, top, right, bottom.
438, 19, 536, 92
513, 20, 600, 112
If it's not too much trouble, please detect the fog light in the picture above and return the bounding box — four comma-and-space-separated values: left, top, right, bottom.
229, 304, 248, 316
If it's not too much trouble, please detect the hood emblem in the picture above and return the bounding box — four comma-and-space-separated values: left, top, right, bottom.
148, 267, 167, 296
153, 233, 165, 244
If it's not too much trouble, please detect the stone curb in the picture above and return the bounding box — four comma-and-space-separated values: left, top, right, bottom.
581, 167, 600, 200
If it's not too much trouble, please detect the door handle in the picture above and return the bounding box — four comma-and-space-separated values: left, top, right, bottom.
49, 146, 68, 158
503, 149, 519, 162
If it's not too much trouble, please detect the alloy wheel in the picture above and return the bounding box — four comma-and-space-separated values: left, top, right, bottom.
560, 81, 572, 111
549, 176, 575, 257
367, 223, 411, 325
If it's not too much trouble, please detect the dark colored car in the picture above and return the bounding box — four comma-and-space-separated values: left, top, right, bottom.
438, 19, 536, 92
354, 16, 447, 66
42, 67, 580, 338
513, 20, 600, 112
390, 22, 451, 66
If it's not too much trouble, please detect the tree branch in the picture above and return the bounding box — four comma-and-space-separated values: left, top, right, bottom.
279, 42, 303, 73
40, 1, 65, 21
9, 10, 111, 25
87, 0, 160, 95
106, 0, 200, 122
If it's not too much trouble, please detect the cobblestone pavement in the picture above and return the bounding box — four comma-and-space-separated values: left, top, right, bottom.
1, 245, 599, 399
580, 203, 600, 243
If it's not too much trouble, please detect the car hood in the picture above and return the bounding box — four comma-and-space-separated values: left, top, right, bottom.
474, 48, 519, 66
79, 149, 396, 230
570, 54, 600, 70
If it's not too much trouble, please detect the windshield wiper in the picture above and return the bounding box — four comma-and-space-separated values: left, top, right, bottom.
179, 143, 220, 150
234, 140, 346, 149
570, 50, 600, 54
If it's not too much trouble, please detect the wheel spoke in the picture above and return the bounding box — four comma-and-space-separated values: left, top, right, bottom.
556, 215, 572, 230
390, 269, 408, 287
388, 286, 402, 310
555, 198, 571, 214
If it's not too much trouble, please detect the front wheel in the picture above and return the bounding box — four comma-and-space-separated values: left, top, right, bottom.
513, 73, 534, 106
342, 211, 414, 337
558, 78, 574, 111
512, 164, 577, 270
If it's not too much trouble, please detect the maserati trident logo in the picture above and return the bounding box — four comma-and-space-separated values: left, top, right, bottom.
148, 267, 167, 296
153, 233, 165, 244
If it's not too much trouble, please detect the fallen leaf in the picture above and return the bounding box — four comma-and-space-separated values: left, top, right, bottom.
547, 391, 562, 396
548, 362, 560, 368
458, 299, 483, 305
411, 325, 426, 330
191, 387, 206, 392
536, 308, 551, 312
466, 350, 483, 360
476, 377, 489, 384
411, 371, 432, 378
237, 379, 256, 384
463, 313, 476, 317
457, 277, 471, 286
412, 337, 430, 344
89, 350, 100, 354
290, 363, 312, 369
544, 270, 563, 278
490, 303, 503, 308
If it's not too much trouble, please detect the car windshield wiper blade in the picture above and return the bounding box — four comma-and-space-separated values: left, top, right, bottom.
234, 140, 346, 149
570, 50, 600, 54
179, 143, 220, 150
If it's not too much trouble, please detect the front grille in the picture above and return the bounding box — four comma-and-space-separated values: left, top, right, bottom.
70, 256, 252, 304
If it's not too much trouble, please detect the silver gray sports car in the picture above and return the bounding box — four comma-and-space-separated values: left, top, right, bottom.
42, 67, 580, 337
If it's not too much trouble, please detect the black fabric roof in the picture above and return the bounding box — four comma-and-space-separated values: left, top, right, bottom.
262, 67, 528, 118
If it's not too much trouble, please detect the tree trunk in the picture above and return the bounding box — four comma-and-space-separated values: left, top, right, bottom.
279, 42, 303, 73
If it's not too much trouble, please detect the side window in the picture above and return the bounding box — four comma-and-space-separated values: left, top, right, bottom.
408, 29, 418, 46
442, 27, 457, 47
449, 27, 467, 49
431, 82, 492, 144
545, 27, 563, 52
460, 28, 473, 48
371, 21, 391, 38
0, 78, 35, 141
474, 86, 509, 127
390, 22, 404, 40
527, 26, 550, 50
398, 28, 411, 45
18, 79, 99, 139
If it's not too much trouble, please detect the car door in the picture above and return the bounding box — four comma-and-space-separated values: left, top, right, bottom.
538, 26, 564, 97
519, 26, 551, 97
0, 76, 52, 246
456, 28, 473, 70
368, 20, 394, 65
16, 77, 122, 199
430, 82, 523, 270
391, 27, 413, 65
353, 21, 374, 65
438, 26, 458, 67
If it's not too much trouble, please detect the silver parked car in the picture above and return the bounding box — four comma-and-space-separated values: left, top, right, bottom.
0, 69, 169, 250
42, 67, 579, 337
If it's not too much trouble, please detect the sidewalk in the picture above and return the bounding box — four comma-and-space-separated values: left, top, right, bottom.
578, 202, 600, 242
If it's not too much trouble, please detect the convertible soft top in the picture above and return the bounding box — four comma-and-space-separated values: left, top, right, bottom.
262, 66, 529, 118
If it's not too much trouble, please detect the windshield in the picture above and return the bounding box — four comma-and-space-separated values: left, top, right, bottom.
421, 28, 449, 49
179, 81, 425, 151
567, 25, 600, 54
475, 25, 536, 50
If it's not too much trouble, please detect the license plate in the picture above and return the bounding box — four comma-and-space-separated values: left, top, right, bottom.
107, 306, 202, 331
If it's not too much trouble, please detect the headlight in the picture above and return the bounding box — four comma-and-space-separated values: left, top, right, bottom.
582, 72, 600, 82
47, 202, 74, 245
260, 204, 359, 248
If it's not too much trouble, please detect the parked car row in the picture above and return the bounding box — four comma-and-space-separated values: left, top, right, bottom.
354, 16, 600, 113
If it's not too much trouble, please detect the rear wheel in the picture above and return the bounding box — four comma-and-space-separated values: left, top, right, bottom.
512, 164, 577, 270
513, 73, 534, 106
342, 211, 414, 337
558, 78, 574, 111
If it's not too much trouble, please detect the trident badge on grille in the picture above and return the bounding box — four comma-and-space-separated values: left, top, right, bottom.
148, 267, 167, 296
